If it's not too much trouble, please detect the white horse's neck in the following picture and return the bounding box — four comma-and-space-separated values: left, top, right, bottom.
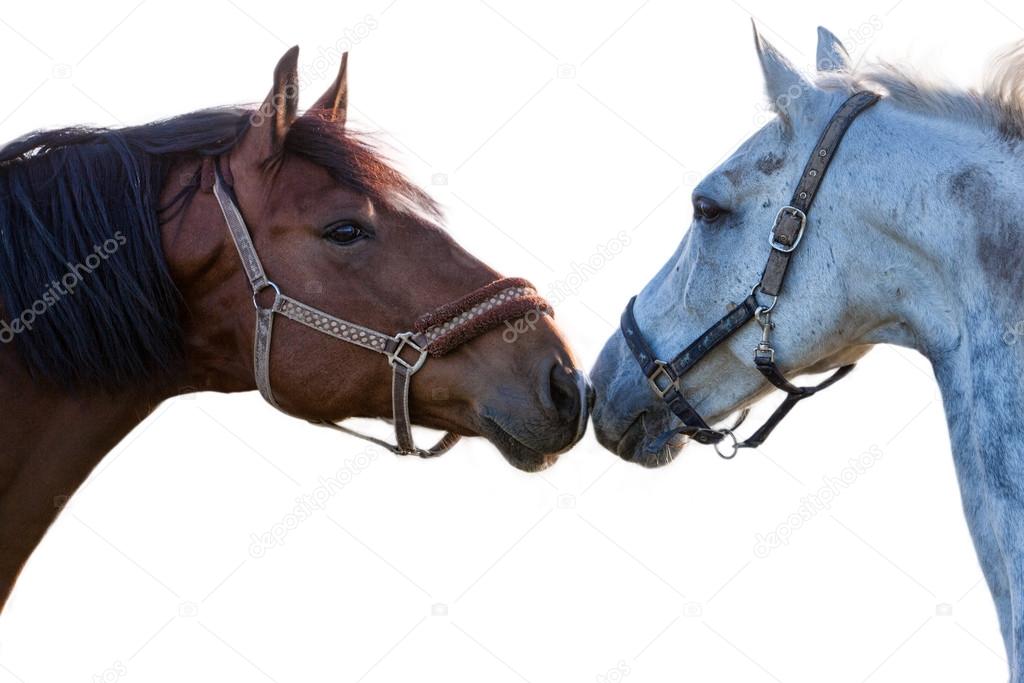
862, 102, 1024, 656
924, 259, 1024, 662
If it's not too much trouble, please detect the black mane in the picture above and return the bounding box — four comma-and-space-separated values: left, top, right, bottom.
0, 107, 438, 393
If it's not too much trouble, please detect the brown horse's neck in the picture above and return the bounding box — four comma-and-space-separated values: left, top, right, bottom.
0, 342, 165, 609
0, 157, 258, 611
162, 156, 258, 395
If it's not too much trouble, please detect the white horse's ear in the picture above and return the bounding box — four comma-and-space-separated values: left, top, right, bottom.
752, 21, 813, 122
816, 26, 851, 72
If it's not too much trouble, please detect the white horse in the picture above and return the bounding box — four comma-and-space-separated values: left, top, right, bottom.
590, 25, 1024, 680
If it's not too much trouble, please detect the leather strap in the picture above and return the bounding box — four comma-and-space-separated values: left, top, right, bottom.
254, 306, 280, 409
737, 362, 855, 449
312, 419, 461, 457
212, 165, 460, 458
621, 295, 759, 445
213, 165, 270, 292
275, 295, 397, 354
667, 295, 758, 377
392, 365, 414, 453
759, 91, 879, 296
620, 91, 879, 457
212, 160, 550, 459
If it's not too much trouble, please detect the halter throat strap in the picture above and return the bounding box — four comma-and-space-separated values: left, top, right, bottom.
621, 91, 880, 458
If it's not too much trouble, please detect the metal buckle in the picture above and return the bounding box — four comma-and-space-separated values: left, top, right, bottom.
647, 360, 676, 398
252, 281, 282, 311
388, 331, 428, 373
769, 206, 807, 253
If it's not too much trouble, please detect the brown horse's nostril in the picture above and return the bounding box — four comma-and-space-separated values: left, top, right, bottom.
548, 363, 583, 425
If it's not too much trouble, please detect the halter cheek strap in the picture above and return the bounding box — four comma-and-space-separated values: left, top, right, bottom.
621, 90, 880, 459
211, 163, 549, 458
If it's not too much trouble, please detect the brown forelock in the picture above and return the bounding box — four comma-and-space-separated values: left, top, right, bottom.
282, 112, 442, 221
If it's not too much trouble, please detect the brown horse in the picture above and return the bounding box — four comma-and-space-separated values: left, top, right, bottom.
0, 47, 590, 609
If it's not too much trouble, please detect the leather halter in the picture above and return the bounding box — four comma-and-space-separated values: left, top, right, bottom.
621, 91, 880, 459
211, 161, 551, 457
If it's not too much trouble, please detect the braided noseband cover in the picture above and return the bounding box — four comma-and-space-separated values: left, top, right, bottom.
415, 277, 551, 356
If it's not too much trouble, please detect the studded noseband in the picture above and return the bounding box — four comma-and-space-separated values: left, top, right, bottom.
211, 161, 550, 457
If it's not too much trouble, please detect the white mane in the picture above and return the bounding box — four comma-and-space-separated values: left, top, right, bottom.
815, 40, 1024, 140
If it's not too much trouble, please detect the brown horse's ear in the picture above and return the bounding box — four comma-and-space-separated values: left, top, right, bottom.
310, 52, 348, 126
241, 45, 300, 163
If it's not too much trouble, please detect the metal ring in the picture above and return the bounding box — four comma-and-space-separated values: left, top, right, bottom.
713, 430, 740, 460
252, 281, 282, 311
750, 283, 778, 315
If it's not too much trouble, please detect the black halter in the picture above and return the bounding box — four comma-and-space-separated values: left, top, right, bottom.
621, 91, 880, 459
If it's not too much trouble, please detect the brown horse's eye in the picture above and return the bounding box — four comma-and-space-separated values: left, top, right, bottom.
693, 196, 725, 223
324, 221, 367, 246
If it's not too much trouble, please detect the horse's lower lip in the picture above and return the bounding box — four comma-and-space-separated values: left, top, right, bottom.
478, 415, 560, 472
617, 414, 685, 468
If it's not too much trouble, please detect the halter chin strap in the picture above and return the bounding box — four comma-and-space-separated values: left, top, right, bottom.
621, 90, 880, 459
211, 162, 550, 458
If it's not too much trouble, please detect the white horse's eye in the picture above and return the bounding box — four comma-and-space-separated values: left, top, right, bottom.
693, 196, 726, 223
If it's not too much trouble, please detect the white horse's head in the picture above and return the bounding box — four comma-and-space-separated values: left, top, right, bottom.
591, 25, 1024, 465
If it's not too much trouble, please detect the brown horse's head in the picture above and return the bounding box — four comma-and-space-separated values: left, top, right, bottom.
162, 48, 589, 471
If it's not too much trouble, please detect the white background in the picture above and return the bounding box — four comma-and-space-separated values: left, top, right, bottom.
0, 1, 1016, 681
